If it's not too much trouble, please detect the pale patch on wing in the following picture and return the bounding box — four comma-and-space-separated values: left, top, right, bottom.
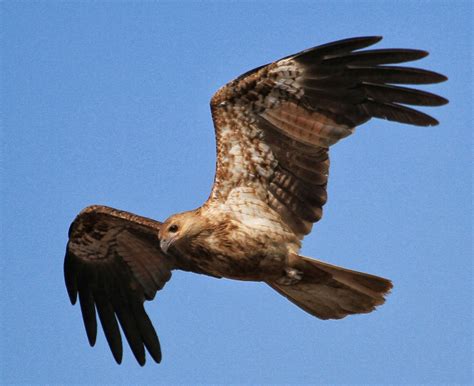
268, 59, 304, 98
261, 102, 354, 148
225, 187, 296, 242
211, 119, 277, 202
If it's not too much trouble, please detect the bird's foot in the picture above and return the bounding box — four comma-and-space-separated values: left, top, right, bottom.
275, 267, 303, 286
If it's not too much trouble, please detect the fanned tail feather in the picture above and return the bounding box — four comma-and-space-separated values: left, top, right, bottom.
268, 254, 392, 320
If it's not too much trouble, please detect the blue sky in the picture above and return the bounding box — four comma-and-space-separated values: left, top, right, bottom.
1, 1, 472, 384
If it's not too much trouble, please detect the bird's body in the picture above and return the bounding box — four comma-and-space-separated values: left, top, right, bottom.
160, 205, 298, 282
64, 36, 447, 365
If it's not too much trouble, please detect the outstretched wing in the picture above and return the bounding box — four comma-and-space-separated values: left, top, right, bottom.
64, 205, 174, 366
209, 36, 447, 238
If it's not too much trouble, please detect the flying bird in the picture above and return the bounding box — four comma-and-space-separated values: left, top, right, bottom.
64, 36, 448, 365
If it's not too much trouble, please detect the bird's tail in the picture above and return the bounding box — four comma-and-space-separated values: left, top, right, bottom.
267, 254, 392, 320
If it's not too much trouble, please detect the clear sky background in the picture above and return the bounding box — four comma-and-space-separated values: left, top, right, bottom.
1, 1, 472, 384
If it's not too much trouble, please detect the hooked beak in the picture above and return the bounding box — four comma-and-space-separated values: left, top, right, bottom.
160, 238, 172, 253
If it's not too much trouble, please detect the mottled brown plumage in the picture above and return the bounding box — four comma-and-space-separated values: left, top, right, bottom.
64, 36, 447, 365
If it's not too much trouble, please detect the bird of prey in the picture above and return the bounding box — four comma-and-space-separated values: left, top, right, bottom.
64, 36, 447, 365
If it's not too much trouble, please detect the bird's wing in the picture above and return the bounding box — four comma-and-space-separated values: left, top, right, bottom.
64, 205, 174, 366
208, 36, 447, 238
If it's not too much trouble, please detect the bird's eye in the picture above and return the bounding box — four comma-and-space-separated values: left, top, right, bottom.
168, 224, 179, 233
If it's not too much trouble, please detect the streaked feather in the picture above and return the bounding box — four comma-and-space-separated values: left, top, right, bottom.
208, 36, 447, 237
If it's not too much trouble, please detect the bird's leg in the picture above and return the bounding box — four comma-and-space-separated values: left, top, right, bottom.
275, 253, 303, 286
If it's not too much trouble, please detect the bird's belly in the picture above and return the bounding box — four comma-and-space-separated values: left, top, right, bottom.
181, 208, 300, 281
193, 251, 288, 281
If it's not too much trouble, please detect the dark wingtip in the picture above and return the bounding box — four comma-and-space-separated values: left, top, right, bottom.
149, 344, 162, 364
79, 290, 97, 347
111, 344, 123, 365
434, 72, 448, 83
86, 328, 97, 347
366, 35, 383, 44
290, 36, 385, 64
362, 100, 442, 127
325, 35, 383, 47
436, 95, 449, 106
336, 35, 383, 45
67, 289, 77, 305
382, 48, 429, 63
64, 251, 78, 305
113, 352, 123, 365
136, 353, 146, 367
416, 116, 439, 127
417, 50, 429, 59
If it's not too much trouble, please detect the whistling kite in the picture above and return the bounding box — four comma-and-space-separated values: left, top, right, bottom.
64, 36, 447, 365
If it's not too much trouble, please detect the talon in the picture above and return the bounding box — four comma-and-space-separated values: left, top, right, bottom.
276, 267, 303, 285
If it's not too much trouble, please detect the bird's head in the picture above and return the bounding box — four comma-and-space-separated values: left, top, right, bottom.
159, 210, 206, 253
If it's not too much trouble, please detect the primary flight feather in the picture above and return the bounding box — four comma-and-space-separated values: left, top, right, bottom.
64, 36, 447, 365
